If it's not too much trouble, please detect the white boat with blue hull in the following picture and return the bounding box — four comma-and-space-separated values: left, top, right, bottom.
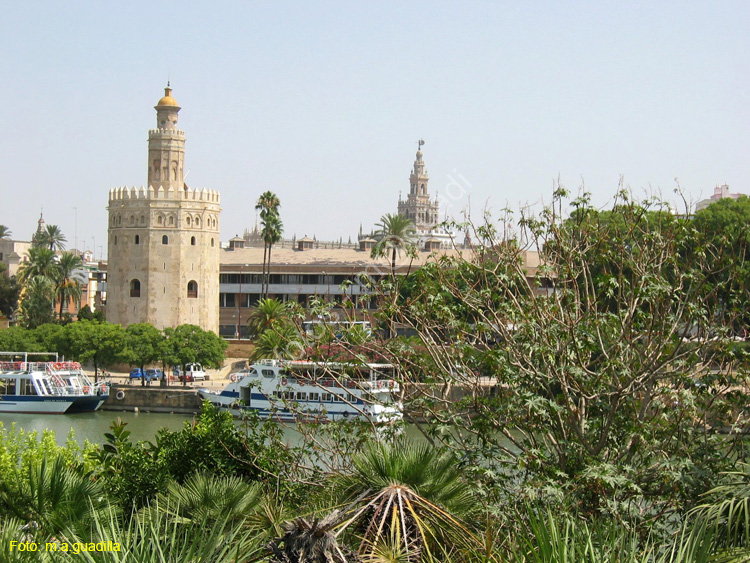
199, 360, 402, 423
0, 353, 110, 414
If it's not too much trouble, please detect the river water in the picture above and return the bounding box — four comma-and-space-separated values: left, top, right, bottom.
0, 411, 197, 446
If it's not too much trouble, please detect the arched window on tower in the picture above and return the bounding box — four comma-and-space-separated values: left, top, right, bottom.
169, 216, 174, 226
186, 216, 192, 227
162, 235, 168, 245
211, 238, 215, 247
130, 279, 141, 298
134, 235, 140, 245
114, 236, 118, 245
191, 236, 196, 246
187, 281, 198, 299
158, 215, 163, 225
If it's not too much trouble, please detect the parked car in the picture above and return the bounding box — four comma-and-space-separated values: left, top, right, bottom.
145, 369, 165, 381
176, 363, 207, 382
130, 368, 159, 382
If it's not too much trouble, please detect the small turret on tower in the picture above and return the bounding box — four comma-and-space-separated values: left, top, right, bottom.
148, 84, 185, 191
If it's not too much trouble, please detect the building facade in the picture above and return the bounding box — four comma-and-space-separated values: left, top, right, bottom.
106, 86, 221, 332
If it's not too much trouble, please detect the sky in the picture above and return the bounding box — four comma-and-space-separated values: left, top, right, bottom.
1, 1, 748, 259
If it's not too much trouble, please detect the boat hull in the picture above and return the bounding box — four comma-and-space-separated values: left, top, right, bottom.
0, 395, 75, 414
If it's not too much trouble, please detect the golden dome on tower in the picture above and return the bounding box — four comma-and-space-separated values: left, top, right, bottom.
156, 85, 179, 107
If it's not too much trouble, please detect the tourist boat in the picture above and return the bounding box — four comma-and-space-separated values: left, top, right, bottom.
0, 355, 110, 414
198, 360, 402, 423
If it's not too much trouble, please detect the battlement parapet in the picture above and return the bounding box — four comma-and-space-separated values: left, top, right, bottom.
108, 186, 220, 203
148, 129, 186, 137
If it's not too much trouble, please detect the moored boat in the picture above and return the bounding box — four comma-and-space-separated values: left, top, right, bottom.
0, 353, 110, 414
198, 360, 402, 423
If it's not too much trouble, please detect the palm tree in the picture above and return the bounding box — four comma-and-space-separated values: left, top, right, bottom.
18, 276, 55, 328
261, 213, 284, 298
331, 440, 479, 561
256, 192, 282, 299
54, 251, 86, 319
246, 298, 291, 339
0, 225, 11, 239
371, 214, 418, 276
249, 324, 302, 362
34, 224, 67, 251
17, 246, 58, 284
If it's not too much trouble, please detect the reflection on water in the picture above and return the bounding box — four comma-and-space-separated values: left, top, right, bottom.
0, 411, 424, 450
0, 411, 196, 446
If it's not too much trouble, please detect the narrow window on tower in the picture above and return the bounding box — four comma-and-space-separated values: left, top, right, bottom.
134, 235, 140, 245
162, 235, 168, 245
129, 279, 141, 298
191, 236, 196, 245
211, 238, 215, 247
187, 281, 198, 299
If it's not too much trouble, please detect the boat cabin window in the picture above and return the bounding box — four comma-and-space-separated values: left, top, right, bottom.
296, 392, 307, 401
0, 378, 16, 395
262, 369, 275, 378
323, 393, 332, 402
240, 386, 251, 403
309, 392, 320, 401
333, 394, 343, 402
283, 391, 294, 400
21, 379, 36, 396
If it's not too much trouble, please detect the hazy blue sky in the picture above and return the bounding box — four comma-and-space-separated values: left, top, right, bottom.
1, 1, 748, 258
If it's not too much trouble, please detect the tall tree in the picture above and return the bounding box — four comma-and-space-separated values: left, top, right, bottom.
60, 320, 125, 380
370, 213, 418, 275
261, 212, 283, 298
18, 275, 55, 328
121, 323, 164, 386
255, 192, 282, 299
34, 224, 67, 251
54, 251, 86, 319
17, 246, 58, 284
0, 225, 11, 239
246, 298, 291, 339
0, 267, 19, 320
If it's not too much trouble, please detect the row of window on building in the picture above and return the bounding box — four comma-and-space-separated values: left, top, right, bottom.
129, 279, 198, 298
111, 213, 217, 229
114, 234, 215, 247
219, 273, 385, 285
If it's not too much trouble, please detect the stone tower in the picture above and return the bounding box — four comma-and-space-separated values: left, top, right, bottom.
397, 140, 439, 234
106, 85, 221, 333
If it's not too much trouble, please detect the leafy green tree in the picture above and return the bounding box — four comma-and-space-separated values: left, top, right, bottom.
247, 298, 291, 339
0, 225, 11, 239
0, 266, 20, 320
17, 247, 57, 284
121, 323, 164, 386
693, 195, 750, 332
77, 303, 104, 322
60, 320, 125, 380
17, 276, 55, 328
249, 324, 302, 362
53, 251, 86, 320
33, 224, 66, 251
384, 188, 749, 527
163, 324, 227, 371
371, 213, 418, 275
0, 326, 41, 352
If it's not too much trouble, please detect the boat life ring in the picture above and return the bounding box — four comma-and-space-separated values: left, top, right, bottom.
343, 411, 349, 418
377, 380, 384, 389
230, 373, 237, 382
83, 385, 90, 394
281, 378, 288, 386
101, 385, 107, 393
389, 380, 394, 387
54, 363, 63, 370
115, 390, 125, 400
347, 381, 355, 389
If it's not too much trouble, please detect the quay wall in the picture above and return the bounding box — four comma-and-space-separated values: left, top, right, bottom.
102, 385, 203, 414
